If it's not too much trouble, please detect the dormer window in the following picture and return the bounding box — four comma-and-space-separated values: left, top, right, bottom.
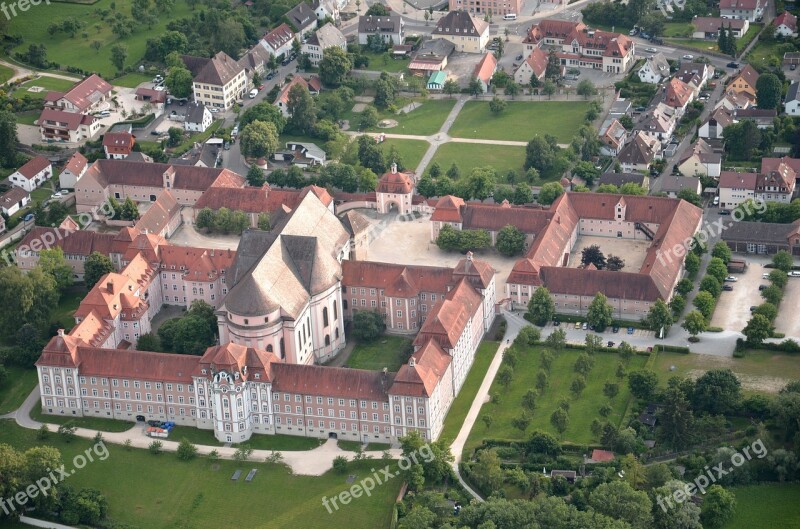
255, 373, 260, 380
202, 369, 207, 374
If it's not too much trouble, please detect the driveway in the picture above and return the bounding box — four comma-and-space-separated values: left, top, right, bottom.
710, 256, 771, 332
775, 276, 800, 338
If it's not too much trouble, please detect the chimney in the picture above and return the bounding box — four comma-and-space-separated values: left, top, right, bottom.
409, 357, 415, 367
466, 251, 473, 261
57, 328, 65, 337
106, 281, 113, 293
391, 162, 397, 174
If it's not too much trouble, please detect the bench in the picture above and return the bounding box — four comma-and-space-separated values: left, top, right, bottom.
245, 469, 257, 482
231, 470, 242, 481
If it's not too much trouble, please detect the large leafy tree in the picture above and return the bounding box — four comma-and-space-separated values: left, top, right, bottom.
287, 83, 317, 134
589, 480, 653, 529
239, 120, 279, 159
352, 311, 384, 342
0, 267, 58, 338
581, 244, 606, 269
755, 73, 782, 110
39, 248, 73, 291
743, 313, 772, 345
496, 225, 526, 256
84, 252, 115, 289
645, 299, 673, 334
165, 66, 193, 98
239, 102, 287, 132
628, 369, 658, 401
537, 182, 564, 205
701, 485, 737, 528
683, 309, 708, 338
319, 46, 352, 87
527, 287, 555, 326
587, 292, 614, 332
693, 369, 741, 415
658, 386, 694, 449
0, 111, 18, 167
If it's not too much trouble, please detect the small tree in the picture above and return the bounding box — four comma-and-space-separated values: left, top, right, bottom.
604, 381, 619, 399
645, 299, 673, 334
606, 254, 625, 271
682, 310, 707, 339
576, 79, 597, 99
333, 455, 349, 473
352, 311, 385, 342
496, 224, 526, 256
177, 438, 198, 461
58, 423, 77, 443
550, 408, 569, 436
743, 314, 772, 345
234, 445, 253, 462
545, 328, 566, 351
498, 365, 514, 389
581, 245, 606, 269
772, 250, 794, 272
37, 424, 50, 440
149, 440, 163, 454
587, 292, 614, 332
482, 415, 494, 429
527, 287, 555, 326
571, 375, 587, 397
521, 389, 537, 412
512, 413, 531, 433
489, 96, 507, 115
711, 241, 732, 264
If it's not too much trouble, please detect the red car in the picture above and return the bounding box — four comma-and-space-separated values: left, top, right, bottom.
258, 84, 264, 91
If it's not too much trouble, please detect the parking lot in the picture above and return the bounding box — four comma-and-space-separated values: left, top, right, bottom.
710, 256, 771, 332
774, 275, 800, 339
537, 320, 656, 346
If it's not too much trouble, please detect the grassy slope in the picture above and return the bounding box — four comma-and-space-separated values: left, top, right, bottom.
431, 142, 527, 178
12, 77, 78, 99
723, 484, 800, 529
379, 138, 429, 171
449, 101, 590, 143
0, 423, 399, 529
0, 65, 14, 84
7, 0, 195, 78
438, 341, 499, 443
464, 346, 647, 454
0, 367, 38, 414
345, 335, 412, 372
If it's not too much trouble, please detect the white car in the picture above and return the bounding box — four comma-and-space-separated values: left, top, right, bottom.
682, 54, 694, 60
763, 272, 771, 279
209, 108, 220, 113
645, 47, 658, 53
50, 192, 62, 200
724, 276, 738, 282
789, 271, 800, 277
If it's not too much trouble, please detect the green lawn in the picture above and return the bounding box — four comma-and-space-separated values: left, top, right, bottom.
464, 346, 648, 454
171, 119, 223, 155
169, 425, 325, 450
358, 51, 410, 74
30, 185, 54, 203
345, 335, 412, 372
338, 440, 392, 451
449, 101, 590, 143
346, 98, 456, 136
737, 24, 763, 52
746, 40, 787, 69
7, 0, 196, 78
111, 72, 152, 88
0, 367, 38, 414
652, 350, 800, 394
0, 64, 14, 84
15, 111, 39, 126
431, 143, 526, 179
11, 76, 77, 100
51, 286, 87, 331
438, 341, 499, 443
31, 401, 135, 432
0, 422, 400, 529
663, 22, 694, 38
379, 138, 430, 172
723, 484, 800, 529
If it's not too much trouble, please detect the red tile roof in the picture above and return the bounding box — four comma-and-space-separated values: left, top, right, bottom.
665, 78, 693, 109
195, 186, 302, 213
430, 195, 465, 222
39, 107, 93, 131
17, 227, 118, 257
775, 11, 797, 31
342, 260, 453, 297
391, 340, 451, 397
61, 74, 113, 112
63, 152, 88, 177
473, 52, 497, 84
591, 449, 615, 462
414, 278, 483, 349
85, 159, 246, 191
719, 171, 757, 190
102, 132, 135, 155
272, 363, 393, 400
16, 156, 51, 179
134, 190, 180, 236
731, 64, 760, 88
377, 166, 414, 194
262, 23, 295, 51
523, 47, 548, 79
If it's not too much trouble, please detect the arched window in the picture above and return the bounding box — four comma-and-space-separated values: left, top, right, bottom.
333, 303, 338, 320
335, 327, 339, 339
322, 307, 329, 327
266, 344, 273, 353
324, 334, 330, 346
279, 338, 285, 359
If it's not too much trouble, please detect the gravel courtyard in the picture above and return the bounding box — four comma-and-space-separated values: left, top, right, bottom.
567, 235, 652, 271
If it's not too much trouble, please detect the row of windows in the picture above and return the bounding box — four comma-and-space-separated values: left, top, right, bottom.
273, 394, 388, 409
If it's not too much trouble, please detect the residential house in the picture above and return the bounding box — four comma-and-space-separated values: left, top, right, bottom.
597, 172, 649, 191
785, 82, 800, 115
237, 44, 272, 80
59, 152, 89, 190
261, 23, 296, 58
182, 52, 247, 110
432, 11, 490, 54
757, 162, 796, 203
522, 19, 587, 50
409, 39, 455, 74
599, 118, 628, 156
716, 90, 753, 111
659, 175, 702, 198
676, 62, 713, 88
42, 74, 113, 114
449, 0, 522, 17
273, 76, 321, 117
677, 139, 722, 178
286, 1, 318, 35
554, 25, 636, 73
691, 17, 749, 38
640, 102, 678, 144
10, 156, 52, 193
427, 71, 447, 91
722, 220, 800, 255
719, 0, 763, 21
514, 47, 547, 85
718, 170, 757, 208
774, 11, 798, 37
0, 187, 30, 216
727, 64, 760, 101
664, 77, 694, 114
184, 102, 213, 133
38, 107, 102, 143
637, 53, 670, 84
272, 142, 327, 167
734, 108, 777, 128
358, 15, 404, 46
618, 132, 660, 172
699, 106, 735, 139
102, 132, 135, 160
303, 23, 347, 67
311, 0, 339, 22
609, 99, 632, 118
473, 53, 497, 93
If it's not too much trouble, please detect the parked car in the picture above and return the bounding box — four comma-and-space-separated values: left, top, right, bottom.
575, 321, 582, 329
723, 285, 734, 291
516, 54, 523, 60
553, 320, 561, 326
266, 72, 275, 80
50, 192, 62, 200
582, 322, 588, 330
750, 306, 758, 311
607, 341, 615, 347
762, 272, 771, 279
792, 64, 797, 71
682, 54, 694, 60
727, 62, 740, 68
719, 209, 731, 215
644, 47, 658, 53
633, 106, 647, 112
136, 415, 146, 422
789, 271, 800, 277
759, 284, 768, 291
724, 276, 737, 282
612, 325, 619, 333
210, 108, 220, 113
23, 213, 34, 222
627, 326, 635, 335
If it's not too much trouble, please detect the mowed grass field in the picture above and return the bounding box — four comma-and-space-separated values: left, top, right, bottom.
7, 0, 196, 78
0, 423, 400, 529
465, 346, 647, 454
438, 341, 499, 443
723, 484, 800, 529
11, 76, 79, 99
346, 98, 456, 136
0, 367, 38, 414
378, 138, 429, 172
0, 65, 14, 84
345, 335, 412, 372
652, 350, 800, 394
448, 101, 590, 143
431, 142, 526, 178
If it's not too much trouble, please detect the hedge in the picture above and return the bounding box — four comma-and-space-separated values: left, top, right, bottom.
652, 344, 690, 354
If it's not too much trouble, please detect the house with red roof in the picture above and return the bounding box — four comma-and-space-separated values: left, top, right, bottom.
376, 163, 416, 214
260, 23, 296, 57
514, 47, 548, 85
0, 187, 30, 216
273, 75, 322, 116
43, 74, 113, 114
727, 64, 760, 101
38, 107, 102, 143
59, 152, 89, 190
10, 156, 52, 192
720, 0, 764, 22
103, 132, 136, 160
664, 77, 695, 114
473, 52, 497, 93
775, 11, 798, 37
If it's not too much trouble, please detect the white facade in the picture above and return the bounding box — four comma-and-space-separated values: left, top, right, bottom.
10, 164, 51, 193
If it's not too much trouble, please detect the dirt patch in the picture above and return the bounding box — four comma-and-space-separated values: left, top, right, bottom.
351, 103, 367, 113
354, 96, 374, 103
686, 368, 789, 394
378, 119, 398, 128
